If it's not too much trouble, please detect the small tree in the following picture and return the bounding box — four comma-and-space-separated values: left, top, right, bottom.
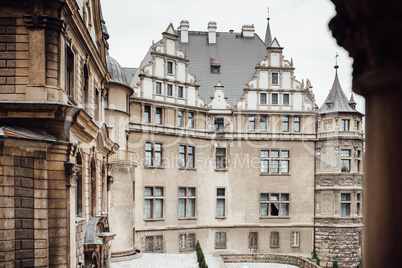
357, 258, 362, 268
333, 260, 339, 268
195, 240, 207, 268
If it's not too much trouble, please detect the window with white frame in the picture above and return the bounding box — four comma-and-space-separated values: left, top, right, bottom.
249, 115, 255, 131
167, 61, 173, 74
215, 117, 224, 132
260, 115, 267, 131
260, 93, 267, 104
249, 232, 258, 249
215, 232, 226, 249
341, 149, 351, 172
283, 116, 289, 132
156, 107, 162, 124
188, 112, 194, 128
263, 150, 290, 174
144, 187, 164, 219
342, 119, 350, 131
341, 193, 351, 216
179, 145, 195, 168
283, 93, 290, 105
178, 86, 184, 98
144, 105, 151, 123
291, 231, 300, 247
178, 187, 196, 218
216, 148, 226, 169
260, 193, 290, 217
272, 73, 279, 84
216, 188, 225, 217
179, 233, 196, 252
167, 84, 173, 96
272, 93, 278, 104
145, 235, 163, 252
145, 142, 162, 167
294, 117, 300, 132
178, 110, 184, 127
156, 82, 162, 94
270, 231, 279, 248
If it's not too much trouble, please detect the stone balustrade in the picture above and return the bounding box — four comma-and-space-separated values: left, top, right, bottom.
220, 254, 320, 268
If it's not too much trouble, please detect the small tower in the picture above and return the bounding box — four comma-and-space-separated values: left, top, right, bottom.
314, 64, 364, 267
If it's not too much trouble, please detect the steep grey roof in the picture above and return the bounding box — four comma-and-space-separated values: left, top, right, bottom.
319, 69, 358, 114
106, 54, 128, 86
179, 31, 267, 103
122, 67, 137, 85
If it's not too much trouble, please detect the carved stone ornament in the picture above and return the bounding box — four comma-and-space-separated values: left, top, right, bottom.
339, 177, 354, 186
321, 178, 334, 186
64, 162, 82, 187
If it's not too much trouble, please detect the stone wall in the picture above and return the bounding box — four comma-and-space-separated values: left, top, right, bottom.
76, 219, 86, 266
315, 226, 362, 268
0, 18, 16, 95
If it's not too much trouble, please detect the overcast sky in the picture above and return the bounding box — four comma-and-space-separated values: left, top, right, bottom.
101, 0, 365, 113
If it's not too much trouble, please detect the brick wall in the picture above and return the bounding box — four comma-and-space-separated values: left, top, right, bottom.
0, 18, 16, 94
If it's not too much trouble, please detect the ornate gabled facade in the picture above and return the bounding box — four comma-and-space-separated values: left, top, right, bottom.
315, 66, 364, 267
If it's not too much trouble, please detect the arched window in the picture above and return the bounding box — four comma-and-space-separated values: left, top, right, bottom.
83, 64, 89, 110
90, 158, 97, 217
76, 153, 83, 217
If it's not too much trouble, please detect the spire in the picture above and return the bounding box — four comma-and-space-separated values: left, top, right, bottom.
349, 92, 357, 109
319, 65, 359, 114
265, 7, 272, 47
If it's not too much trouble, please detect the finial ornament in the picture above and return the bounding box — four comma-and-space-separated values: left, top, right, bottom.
267, 7, 270, 20
334, 52, 339, 69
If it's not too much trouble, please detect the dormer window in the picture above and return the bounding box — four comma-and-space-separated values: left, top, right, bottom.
272, 73, 279, 85
167, 61, 173, 74
210, 58, 221, 74
326, 102, 334, 109
215, 117, 224, 132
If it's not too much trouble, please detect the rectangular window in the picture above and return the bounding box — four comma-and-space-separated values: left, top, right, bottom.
178, 86, 184, 98
291, 231, 300, 247
249, 232, 258, 249
294, 117, 300, 132
211, 66, 220, 73
341, 193, 351, 216
66, 46, 74, 96
260, 193, 290, 217
167, 61, 173, 74
272, 73, 279, 84
144, 187, 164, 219
270, 232, 279, 248
283, 116, 289, 132
145, 235, 163, 252
216, 188, 225, 217
179, 233, 196, 252
178, 110, 184, 127
342, 119, 350, 131
167, 84, 173, 96
260, 150, 269, 173
144, 105, 151, 123
145, 142, 162, 167
357, 193, 361, 216
249, 115, 255, 131
156, 82, 162, 94
179, 145, 195, 169
283, 93, 290, 105
103, 89, 108, 109
216, 148, 226, 169
215, 117, 224, 132
260, 93, 267, 104
260, 115, 267, 131
272, 93, 278, 104
188, 112, 194, 128
178, 187, 196, 218
156, 107, 162, 124
341, 149, 351, 172
215, 232, 226, 249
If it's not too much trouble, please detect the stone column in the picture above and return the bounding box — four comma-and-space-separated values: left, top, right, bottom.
329, 2, 402, 267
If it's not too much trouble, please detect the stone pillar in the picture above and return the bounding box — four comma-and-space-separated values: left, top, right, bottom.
329, 2, 402, 267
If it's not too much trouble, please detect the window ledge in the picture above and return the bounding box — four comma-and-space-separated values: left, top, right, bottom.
144, 166, 165, 170
178, 217, 197, 220
259, 216, 290, 219
259, 173, 291, 176
215, 168, 228, 172
215, 216, 226, 219
144, 218, 165, 222
179, 167, 197, 171
75, 216, 86, 223
215, 247, 227, 249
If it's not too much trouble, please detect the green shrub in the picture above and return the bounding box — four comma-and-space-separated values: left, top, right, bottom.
333, 260, 339, 268
195, 240, 207, 268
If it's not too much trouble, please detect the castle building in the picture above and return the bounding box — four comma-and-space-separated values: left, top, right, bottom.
0, 1, 364, 267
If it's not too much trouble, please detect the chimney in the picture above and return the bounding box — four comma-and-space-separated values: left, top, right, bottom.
208, 21, 217, 44
241, 24, 255, 37
179, 20, 189, 43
